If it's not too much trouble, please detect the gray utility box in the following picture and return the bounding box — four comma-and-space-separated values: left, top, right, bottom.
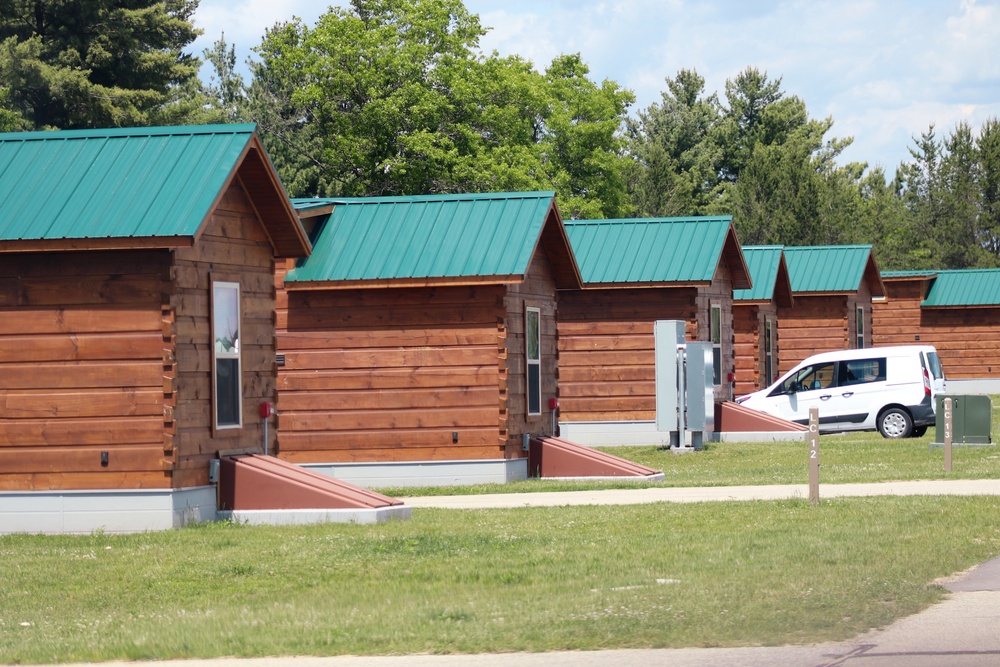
933, 394, 993, 446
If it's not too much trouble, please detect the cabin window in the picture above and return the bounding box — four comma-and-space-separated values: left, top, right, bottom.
212, 281, 242, 430
526, 306, 541, 416
856, 306, 865, 349
710, 304, 722, 385
764, 317, 775, 386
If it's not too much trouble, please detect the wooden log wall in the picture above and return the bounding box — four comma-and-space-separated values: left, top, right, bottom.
276, 279, 507, 464
502, 250, 560, 456
169, 181, 279, 488
874, 280, 1000, 377
697, 263, 736, 403
733, 303, 781, 395
0, 250, 172, 490
916, 309, 1000, 377
733, 304, 760, 396
872, 280, 923, 349
777, 295, 849, 375
557, 287, 698, 422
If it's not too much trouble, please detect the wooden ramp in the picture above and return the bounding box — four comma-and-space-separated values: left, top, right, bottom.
715, 401, 809, 432
528, 436, 664, 480
219, 454, 406, 513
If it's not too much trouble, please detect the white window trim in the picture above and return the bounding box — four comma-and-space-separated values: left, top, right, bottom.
856, 306, 865, 349
711, 304, 722, 386
764, 317, 775, 387
212, 280, 243, 431
526, 306, 542, 416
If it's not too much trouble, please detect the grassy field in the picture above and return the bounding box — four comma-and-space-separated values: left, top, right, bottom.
3, 403, 998, 663
3, 496, 1000, 664
381, 428, 1000, 497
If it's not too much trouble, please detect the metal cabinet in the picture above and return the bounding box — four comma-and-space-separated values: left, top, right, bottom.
934, 394, 992, 445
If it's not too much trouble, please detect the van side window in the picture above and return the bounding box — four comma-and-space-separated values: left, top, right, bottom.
772, 362, 835, 395
838, 358, 886, 387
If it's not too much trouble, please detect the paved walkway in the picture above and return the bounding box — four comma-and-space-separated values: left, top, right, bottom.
23, 480, 1000, 667
401, 478, 1000, 509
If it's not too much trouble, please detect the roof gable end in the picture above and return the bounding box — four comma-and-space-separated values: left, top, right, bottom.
736, 245, 793, 305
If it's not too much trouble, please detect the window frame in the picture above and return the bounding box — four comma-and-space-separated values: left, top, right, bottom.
525, 306, 542, 416
838, 357, 886, 387
856, 306, 865, 349
771, 361, 836, 396
211, 279, 243, 431
710, 304, 722, 386
764, 317, 775, 387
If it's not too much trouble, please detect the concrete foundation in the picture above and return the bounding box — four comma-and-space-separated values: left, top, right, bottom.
0, 486, 218, 535
299, 457, 529, 488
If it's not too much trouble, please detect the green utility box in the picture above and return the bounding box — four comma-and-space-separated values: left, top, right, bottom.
933, 394, 993, 446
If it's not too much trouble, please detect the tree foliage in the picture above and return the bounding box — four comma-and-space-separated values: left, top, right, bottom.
0, 0, 208, 129
629, 66, 863, 247
4, 0, 993, 273
209, 0, 633, 217
627, 69, 722, 217
627, 66, 1000, 271
888, 121, 1000, 269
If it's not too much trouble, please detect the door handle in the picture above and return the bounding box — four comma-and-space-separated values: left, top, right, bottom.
841, 392, 854, 398
820, 394, 832, 400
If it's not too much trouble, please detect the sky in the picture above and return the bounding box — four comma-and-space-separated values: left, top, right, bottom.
189, 0, 1000, 177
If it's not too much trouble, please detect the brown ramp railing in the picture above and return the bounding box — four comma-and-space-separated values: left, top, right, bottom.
715, 401, 809, 433
528, 436, 664, 479
219, 454, 404, 511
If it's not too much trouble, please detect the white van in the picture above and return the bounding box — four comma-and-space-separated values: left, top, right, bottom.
735, 345, 946, 438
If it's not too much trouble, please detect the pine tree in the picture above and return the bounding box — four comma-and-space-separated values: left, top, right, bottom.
0, 0, 204, 129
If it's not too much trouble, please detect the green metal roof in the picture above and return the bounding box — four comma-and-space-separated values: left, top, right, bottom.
564, 216, 742, 285
0, 124, 257, 242
922, 269, 1000, 307
783, 245, 882, 295
286, 191, 563, 283
881, 270, 939, 280
735, 245, 785, 301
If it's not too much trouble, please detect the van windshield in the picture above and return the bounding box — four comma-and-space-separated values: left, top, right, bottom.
926, 351, 945, 379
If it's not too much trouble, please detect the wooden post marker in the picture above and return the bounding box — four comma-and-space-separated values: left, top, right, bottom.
808, 406, 820, 505
944, 397, 953, 473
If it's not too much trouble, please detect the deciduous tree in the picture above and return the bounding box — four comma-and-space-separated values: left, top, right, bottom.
224, 0, 633, 214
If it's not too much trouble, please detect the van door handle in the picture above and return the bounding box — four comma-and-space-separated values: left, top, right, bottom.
819, 394, 832, 400
841, 392, 854, 398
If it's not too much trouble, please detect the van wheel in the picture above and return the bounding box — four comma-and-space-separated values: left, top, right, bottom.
878, 408, 913, 438
910, 425, 928, 438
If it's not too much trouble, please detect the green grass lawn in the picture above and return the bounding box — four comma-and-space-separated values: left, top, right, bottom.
3, 400, 998, 663
380, 428, 1000, 498
2, 496, 1000, 663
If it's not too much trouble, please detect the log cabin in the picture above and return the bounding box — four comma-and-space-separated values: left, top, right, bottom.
733, 246, 794, 395
778, 245, 884, 374
874, 269, 1000, 378
276, 191, 582, 487
0, 124, 311, 533
556, 216, 751, 444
